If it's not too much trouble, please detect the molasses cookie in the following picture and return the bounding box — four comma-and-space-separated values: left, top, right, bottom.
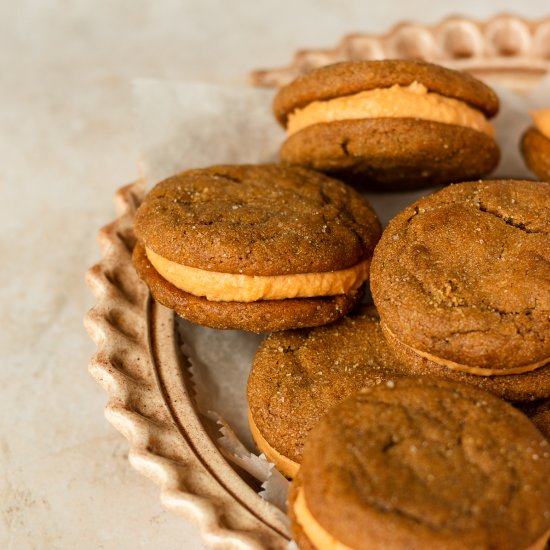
370, 180, 550, 401
289, 377, 550, 550
521, 109, 550, 181
133, 164, 381, 332
273, 60, 500, 190
247, 306, 407, 478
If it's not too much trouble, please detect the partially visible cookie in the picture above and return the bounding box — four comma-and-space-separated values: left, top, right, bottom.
522, 109, 550, 181
247, 306, 407, 477
274, 60, 500, 190
290, 377, 550, 550
371, 180, 550, 401
132, 164, 381, 332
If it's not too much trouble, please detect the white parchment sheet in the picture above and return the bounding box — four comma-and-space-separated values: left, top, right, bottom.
133, 75, 550, 511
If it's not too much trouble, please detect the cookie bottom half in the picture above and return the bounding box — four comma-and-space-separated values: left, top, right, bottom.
383, 324, 550, 402
280, 118, 500, 191
132, 244, 363, 333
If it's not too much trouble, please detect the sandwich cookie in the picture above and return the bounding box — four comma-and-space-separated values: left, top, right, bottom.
246, 306, 408, 478
273, 60, 500, 190
522, 109, 550, 181
370, 180, 550, 401
133, 164, 381, 332
289, 377, 550, 550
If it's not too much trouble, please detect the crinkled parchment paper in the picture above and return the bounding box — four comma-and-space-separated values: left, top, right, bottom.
133, 74, 550, 512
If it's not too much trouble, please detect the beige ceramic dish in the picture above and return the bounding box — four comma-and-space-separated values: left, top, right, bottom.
85, 15, 550, 550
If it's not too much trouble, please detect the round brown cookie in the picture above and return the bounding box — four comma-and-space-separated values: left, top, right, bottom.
522, 127, 550, 181
517, 398, 550, 441
371, 180, 550, 377
132, 244, 364, 333
383, 324, 550, 402
273, 60, 499, 190
273, 59, 499, 125
280, 118, 499, 191
134, 164, 381, 275
290, 376, 550, 550
132, 164, 381, 332
247, 305, 408, 476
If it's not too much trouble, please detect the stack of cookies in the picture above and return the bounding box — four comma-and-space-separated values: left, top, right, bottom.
130, 59, 550, 549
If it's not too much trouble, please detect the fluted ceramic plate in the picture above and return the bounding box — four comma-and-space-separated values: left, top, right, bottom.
251, 14, 550, 92
85, 15, 550, 550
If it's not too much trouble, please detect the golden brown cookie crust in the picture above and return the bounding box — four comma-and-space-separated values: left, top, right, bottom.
299, 377, 550, 549
522, 127, 550, 182
371, 180, 550, 371
280, 118, 500, 190
134, 164, 381, 275
273, 60, 499, 125
384, 324, 550, 402
132, 244, 364, 333
247, 306, 407, 463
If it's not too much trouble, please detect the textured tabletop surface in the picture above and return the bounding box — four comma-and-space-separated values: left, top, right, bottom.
1, 1, 549, 548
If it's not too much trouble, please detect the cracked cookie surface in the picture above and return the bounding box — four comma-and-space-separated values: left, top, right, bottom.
293, 376, 550, 549
371, 180, 550, 372
134, 164, 381, 275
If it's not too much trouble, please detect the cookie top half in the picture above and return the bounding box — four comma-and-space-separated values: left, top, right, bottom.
371, 180, 550, 372
274, 59, 499, 125
295, 377, 550, 550
134, 164, 381, 276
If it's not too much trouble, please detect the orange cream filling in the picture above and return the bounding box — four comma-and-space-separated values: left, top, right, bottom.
286, 82, 495, 138
294, 488, 353, 550
248, 409, 299, 478
531, 108, 550, 140
146, 247, 370, 303
383, 323, 549, 377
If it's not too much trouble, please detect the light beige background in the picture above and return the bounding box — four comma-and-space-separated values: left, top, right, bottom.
1, 1, 549, 549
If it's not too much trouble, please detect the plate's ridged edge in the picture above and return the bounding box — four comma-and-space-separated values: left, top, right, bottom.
250, 14, 550, 87
83, 182, 269, 550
